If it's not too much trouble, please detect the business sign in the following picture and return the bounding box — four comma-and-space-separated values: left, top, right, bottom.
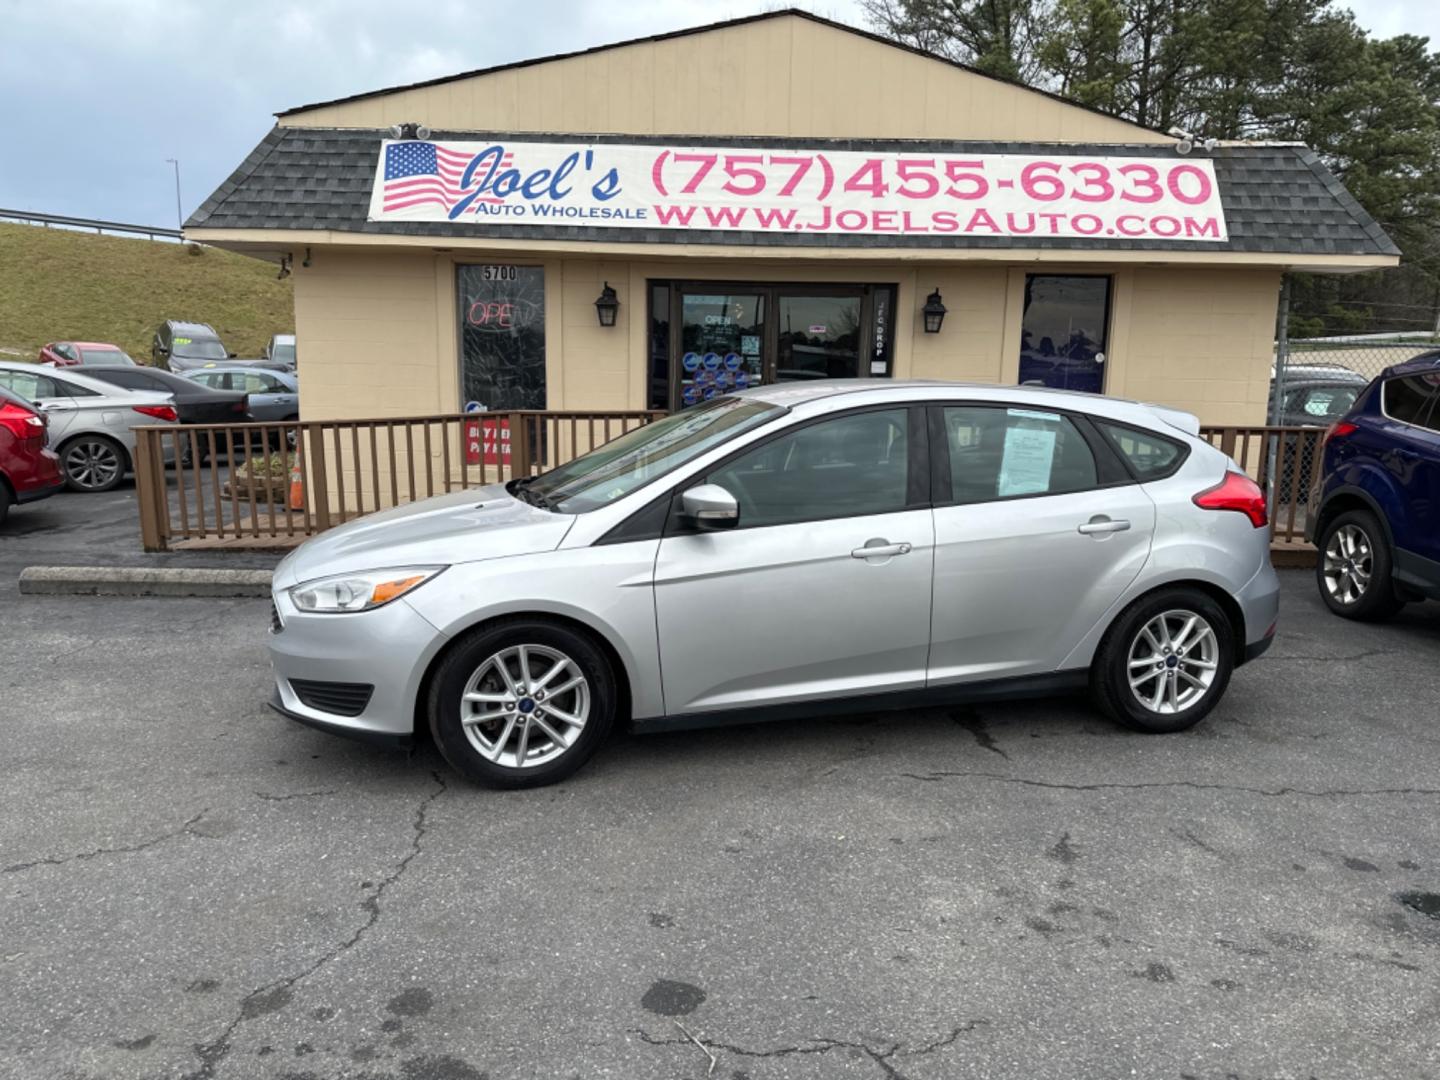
370, 140, 1228, 242
464, 416, 511, 466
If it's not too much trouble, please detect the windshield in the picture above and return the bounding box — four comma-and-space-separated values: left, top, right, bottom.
80, 348, 134, 365
522, 397, 783, 514
173, 338, 228, 360
271, 343, 296, 363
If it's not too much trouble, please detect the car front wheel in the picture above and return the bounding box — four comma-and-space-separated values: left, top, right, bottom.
1091, 587, 1235, 734
61, 435, 126, 492
1316, 509, 1405, 621
428, 619, 616, 788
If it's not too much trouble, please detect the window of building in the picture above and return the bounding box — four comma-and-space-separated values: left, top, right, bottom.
650, 282, 898, 410
941, 406, 1098, 503
709, 409, 910, 527
458, 265, 545, 411
1018, 275, 1112, 394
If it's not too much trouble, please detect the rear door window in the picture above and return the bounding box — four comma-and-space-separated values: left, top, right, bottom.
1093, 421, 1188, 480
941, 406, 1099, 504
1384, 375, 1440, 432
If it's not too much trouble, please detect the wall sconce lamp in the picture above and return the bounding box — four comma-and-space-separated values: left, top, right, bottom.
922, 289, 947, 334
277, 254, 292, 281
594, 282, 620, 328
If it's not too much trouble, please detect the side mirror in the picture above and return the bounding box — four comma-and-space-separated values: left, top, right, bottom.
682, 483, 739, 530
228, 352, 238, 359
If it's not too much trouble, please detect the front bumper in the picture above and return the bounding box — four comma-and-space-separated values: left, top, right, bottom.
267, 587, 447, 743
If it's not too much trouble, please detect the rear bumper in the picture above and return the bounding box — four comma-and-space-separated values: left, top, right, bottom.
1235, 559, 1280, 666
15, 474, 65, 503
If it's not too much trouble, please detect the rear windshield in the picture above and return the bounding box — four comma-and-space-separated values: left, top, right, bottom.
80, 348, 134, 365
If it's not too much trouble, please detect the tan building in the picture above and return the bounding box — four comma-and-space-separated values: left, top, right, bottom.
189, 10, 1398, 426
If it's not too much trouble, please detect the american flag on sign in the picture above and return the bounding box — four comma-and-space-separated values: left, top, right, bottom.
381, 142, 493, 215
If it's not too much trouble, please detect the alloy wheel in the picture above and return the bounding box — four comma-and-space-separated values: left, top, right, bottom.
1127, 609, 1219, 716
459, 644, 590, 769
1322, 524, 1372, 605
64, 440, 122, 490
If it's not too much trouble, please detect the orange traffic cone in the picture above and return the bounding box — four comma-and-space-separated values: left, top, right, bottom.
289, 460, 304, 512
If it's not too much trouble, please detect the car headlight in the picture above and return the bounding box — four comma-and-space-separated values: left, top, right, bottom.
289, 566, 445, 614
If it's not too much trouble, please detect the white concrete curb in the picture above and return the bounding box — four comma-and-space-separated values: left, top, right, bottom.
18, 566, 274, 598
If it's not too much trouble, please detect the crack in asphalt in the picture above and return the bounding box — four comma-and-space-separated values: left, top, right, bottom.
1261, 649, 1396, 662
2, 810, 210, 874
633, 1021, 987, 1080
898, 770, 1440, 798
951, 710, 1008, 759
182, 772, 447, 1080
254, 789, 339, 802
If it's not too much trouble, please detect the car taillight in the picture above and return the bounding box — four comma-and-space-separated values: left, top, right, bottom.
0, 400, 46, 439
1323, 420, 1357, 446
232, 394, 249, 414
133, 404, 179, 422
1194, 472, 1268, 529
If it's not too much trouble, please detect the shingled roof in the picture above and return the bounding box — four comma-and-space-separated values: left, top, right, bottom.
188, 127, 1398, 258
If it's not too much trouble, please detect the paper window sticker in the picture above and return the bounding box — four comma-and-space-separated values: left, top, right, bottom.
997, 426, 1056, 497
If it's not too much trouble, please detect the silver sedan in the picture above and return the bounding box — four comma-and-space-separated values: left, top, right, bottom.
0, 362, 177, 491
268, 381, 1280, 788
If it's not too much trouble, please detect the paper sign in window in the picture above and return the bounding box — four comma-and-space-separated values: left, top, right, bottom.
998, 426, 1056, 496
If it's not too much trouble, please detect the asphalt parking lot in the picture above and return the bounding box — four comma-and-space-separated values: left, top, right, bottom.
3, 567, 1439, 1080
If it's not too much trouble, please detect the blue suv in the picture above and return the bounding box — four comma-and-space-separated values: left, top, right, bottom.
1308, 352, 1440, 620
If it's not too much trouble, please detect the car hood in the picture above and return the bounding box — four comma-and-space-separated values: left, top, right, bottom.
277, 484, 575, 586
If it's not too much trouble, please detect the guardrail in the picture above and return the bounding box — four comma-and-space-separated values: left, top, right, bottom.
1198, 424, 1324, 544
0, 207, 183, 242
132, 410, 665, 551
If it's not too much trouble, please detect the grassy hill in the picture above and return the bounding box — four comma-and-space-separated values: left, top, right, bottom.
0, 222, 293, 363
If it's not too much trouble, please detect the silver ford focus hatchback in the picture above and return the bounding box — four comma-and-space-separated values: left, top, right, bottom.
269, 381, 1279, 787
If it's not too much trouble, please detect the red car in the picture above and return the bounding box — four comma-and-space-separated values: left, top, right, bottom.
0, 387, 65, 524
38, 341, 138, 367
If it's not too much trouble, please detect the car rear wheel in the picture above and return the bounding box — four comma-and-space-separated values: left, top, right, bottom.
428, 619, 616, 788
1316, 509, 1405, 622
1091, 587, 1235, 734
60, 435, 126, 492
0, 481, 11, 525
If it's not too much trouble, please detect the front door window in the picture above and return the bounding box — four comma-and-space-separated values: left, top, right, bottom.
678, 293, 765, 408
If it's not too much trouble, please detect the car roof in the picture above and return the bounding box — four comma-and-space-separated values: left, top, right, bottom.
186, 365, 295, 382
0, 360, 151, 396
52, 341, 126, 350
1382, 350, 1440, 380
165, 320, 218, 335
733, 378, 1201, 435
271, 333, 296, 342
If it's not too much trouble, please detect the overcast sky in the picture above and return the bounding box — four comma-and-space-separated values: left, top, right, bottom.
1, 0, 1435, 227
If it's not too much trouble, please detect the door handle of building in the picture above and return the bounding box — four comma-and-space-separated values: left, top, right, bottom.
851, 539, 912, 559
1077, 517, 1131, 535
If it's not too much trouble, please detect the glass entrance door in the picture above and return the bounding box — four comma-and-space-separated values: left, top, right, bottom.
775, 294, 863, 382
678, 292, 765, 407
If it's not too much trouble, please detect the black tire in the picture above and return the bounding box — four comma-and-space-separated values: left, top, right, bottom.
59, 434, 127, 492
1315, 509, 1405, 622
428, 618, 616, 788
0, 481, 11, 525
1091, 587, 1235, 734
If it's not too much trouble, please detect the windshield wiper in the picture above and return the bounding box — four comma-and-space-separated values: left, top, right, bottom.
510, 478, 557, 511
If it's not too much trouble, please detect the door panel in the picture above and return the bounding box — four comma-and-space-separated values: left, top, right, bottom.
927, 403, 1154, 683
655, 509, 935, 713
929, 490, 1154, 683
677, 292, 765, 407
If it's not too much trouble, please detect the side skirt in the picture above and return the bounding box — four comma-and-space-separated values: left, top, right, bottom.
1394, 548, 1440, 601
634, 670, 1090, 735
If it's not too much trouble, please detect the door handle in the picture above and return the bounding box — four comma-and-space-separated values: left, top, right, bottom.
851, 539, 912, 559
1077, 517, 1131, 535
